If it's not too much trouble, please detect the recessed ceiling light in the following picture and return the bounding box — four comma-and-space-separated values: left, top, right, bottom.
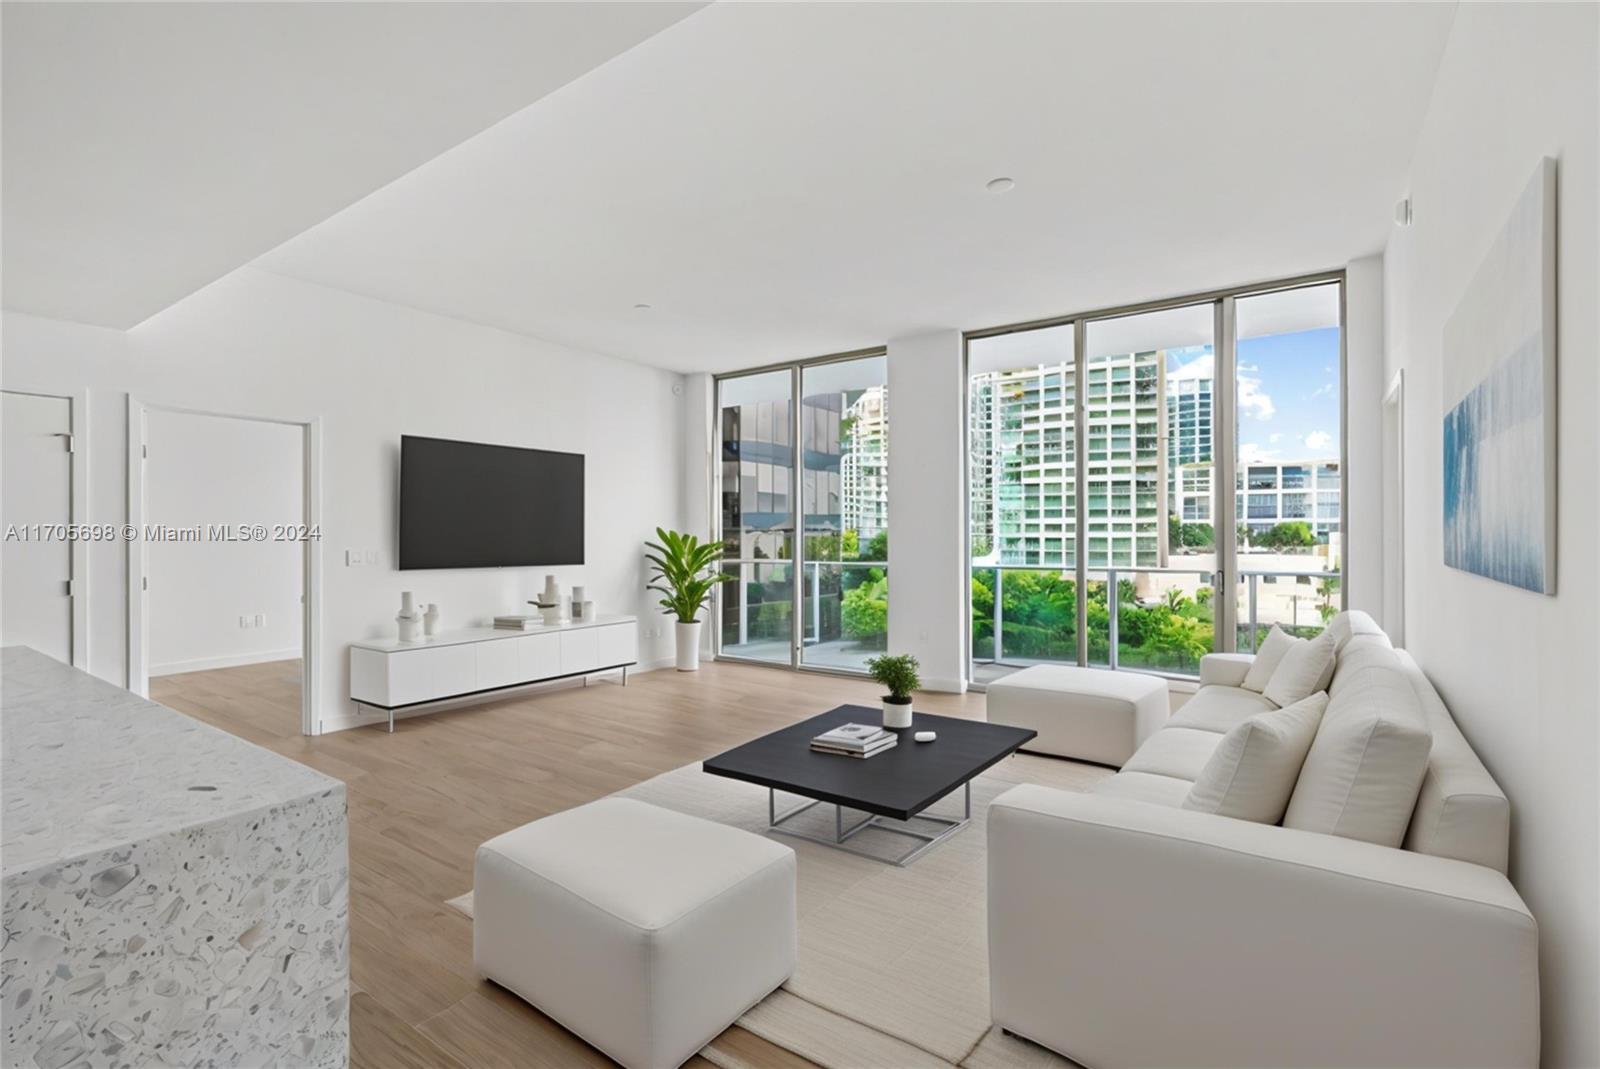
986, 177, 1015, 193
633, 303, 652, 311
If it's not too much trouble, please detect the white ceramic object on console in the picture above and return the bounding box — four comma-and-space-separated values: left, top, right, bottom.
397, 591, 420, 643
883, 698, 913, 730
540, 604, 563, 626
423, 603, 440, 637
914, 730, 937, 743
676, 620, 702, 671
541, 574, 561, 607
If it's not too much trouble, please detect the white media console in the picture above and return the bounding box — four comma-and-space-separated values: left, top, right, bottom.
349, 614, 638, 730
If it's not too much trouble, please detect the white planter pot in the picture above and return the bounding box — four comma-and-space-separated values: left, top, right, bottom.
675, 621, 703, 671
882, 698, 913, 729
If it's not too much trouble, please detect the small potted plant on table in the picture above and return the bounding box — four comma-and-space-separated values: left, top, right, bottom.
866, 653, 920, 729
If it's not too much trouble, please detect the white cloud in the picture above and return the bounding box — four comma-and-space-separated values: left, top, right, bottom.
1269, 432, 1282, 444
1239, 442, 1279, 464
1303, 431, 1334, 451
1312, 382, 1336, 398
1167, 352, 1214, 382
1237, 374, 1275, 421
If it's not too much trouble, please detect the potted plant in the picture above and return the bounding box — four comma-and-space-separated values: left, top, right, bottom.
645, 527, 734, 671
866, 653, 920, 729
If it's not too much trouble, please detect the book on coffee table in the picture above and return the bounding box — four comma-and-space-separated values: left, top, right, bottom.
811, 736, 897, 759
812, 723, 891, 750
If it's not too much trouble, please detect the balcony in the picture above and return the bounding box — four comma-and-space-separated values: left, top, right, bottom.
973, 564, 1342, 685
717, 558, 889, 672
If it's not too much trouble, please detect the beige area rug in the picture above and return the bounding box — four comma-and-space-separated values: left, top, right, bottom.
447, 753, 1106, 1068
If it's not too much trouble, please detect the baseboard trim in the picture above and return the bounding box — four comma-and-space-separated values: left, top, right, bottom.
150, 648, 300, 677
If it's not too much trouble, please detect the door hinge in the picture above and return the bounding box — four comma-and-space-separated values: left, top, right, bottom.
142, 576, 148, 591
64, 579, 73, 597
142, 444, 148, 459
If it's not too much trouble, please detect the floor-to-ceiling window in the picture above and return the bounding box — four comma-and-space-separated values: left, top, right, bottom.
969, 324, 1077, 683
1233, 281, 1343, 649
967, 274, 1344, 685
715, 352, 889, 673
716, 369, 795, 665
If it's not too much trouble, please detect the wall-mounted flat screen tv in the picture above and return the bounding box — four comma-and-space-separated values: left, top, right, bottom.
399, 435, 584, 570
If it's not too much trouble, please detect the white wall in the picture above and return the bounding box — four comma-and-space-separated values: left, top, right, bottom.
886, 328, 966, 692
1382, 5, 1598, 1065
1343, 253, 1385, 621
146, 410, 303, 675
1, 267, 689, 731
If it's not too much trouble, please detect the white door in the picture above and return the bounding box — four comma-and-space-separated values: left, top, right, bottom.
2, 392, 74, 662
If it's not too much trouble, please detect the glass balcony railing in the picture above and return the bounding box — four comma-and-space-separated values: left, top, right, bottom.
717, 558, 888, 672
1236, 568, 1342, 651
972, 564, 1342, 685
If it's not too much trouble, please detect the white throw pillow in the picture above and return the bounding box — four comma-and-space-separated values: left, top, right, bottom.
1242, 626, 1297, 693
1262, 629, 1337, 708
1183, 692, 1328, 823
1283, 665, 1433, 847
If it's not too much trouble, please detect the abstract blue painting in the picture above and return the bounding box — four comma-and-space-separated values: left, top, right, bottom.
1442, 158, 1556, 594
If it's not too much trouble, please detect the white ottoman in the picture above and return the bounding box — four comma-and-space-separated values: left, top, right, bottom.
986, 665, 1168, 766
473, 797, 796, 1069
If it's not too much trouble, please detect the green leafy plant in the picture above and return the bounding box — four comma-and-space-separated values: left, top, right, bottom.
865, 653, 920, 701
645, 527, 733, 624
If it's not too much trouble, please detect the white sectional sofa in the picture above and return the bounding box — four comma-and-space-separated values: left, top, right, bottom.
987, 612, 1539, 1069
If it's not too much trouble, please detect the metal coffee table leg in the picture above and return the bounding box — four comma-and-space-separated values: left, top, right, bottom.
765, 781, 972, 866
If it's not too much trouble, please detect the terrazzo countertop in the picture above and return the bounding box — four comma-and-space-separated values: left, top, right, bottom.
1, 646, 350, 1067
1, 645, 338, 878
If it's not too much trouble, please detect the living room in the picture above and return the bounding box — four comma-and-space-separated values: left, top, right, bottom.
1, 3, 1595, 1068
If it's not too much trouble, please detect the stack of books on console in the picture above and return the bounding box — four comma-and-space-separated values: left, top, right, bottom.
811, 723, 897, 759
493, 615, 542, 630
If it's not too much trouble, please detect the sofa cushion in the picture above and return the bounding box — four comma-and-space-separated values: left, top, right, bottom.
1183, 692, 1327, 823
1283, 664, 1432, 847
1328, 633, 1400, 697
1093, 770, 1192, 808
1166, 685, 1276, 735
1242, 626, 1296, 693
1395, 649, 1511, 873
1121, 727, 1223, 782
1263, 629, 1336, 708
1327, 609, 1387, 654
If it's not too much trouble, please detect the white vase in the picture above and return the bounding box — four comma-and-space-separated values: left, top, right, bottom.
423, 604, 439, 637
882, 698, 913, 729
397, 591, 420, 642
675, 620, 703, 671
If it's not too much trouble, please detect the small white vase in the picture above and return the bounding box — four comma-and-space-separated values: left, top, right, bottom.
882, 698, 913, 729
675, 620, 703, 671
423, 604, 439, 637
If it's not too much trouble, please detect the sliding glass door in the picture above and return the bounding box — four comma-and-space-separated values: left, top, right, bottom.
715, 352, 889, 674
967, 275, 1344, 685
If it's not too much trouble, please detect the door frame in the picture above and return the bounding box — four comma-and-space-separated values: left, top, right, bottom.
1, 387, 91, 669
126, 397, 323, 736
1382, 369, 1405, 645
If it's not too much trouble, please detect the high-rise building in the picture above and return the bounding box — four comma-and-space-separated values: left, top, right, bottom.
969, 350, 1162, 570
840, 386, 888, 542
1166, 370, 1213, 525
1236, 460, 1342, 539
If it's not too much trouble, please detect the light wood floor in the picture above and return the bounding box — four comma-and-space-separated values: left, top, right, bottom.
152, 658, 996, 1069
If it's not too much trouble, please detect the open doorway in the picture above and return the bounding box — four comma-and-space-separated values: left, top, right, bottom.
129, 401, 322, 736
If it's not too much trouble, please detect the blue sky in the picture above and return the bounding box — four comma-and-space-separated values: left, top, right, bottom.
1168, 326, 1340, 464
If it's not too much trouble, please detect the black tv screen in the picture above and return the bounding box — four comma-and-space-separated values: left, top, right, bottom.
399, 436, 584, 570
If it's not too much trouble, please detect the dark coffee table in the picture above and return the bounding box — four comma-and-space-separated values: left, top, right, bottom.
702, 705, 1037, 866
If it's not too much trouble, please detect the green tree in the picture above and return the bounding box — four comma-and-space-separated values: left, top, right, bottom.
861, 530, 889, 563
841, 576, 888, 642
1259, 521, 1315, 549
1317, 574, 1342, 623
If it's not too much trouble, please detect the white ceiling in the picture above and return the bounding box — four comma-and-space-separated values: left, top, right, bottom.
1, 1, 705, 328
254, 2, 1456, 374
